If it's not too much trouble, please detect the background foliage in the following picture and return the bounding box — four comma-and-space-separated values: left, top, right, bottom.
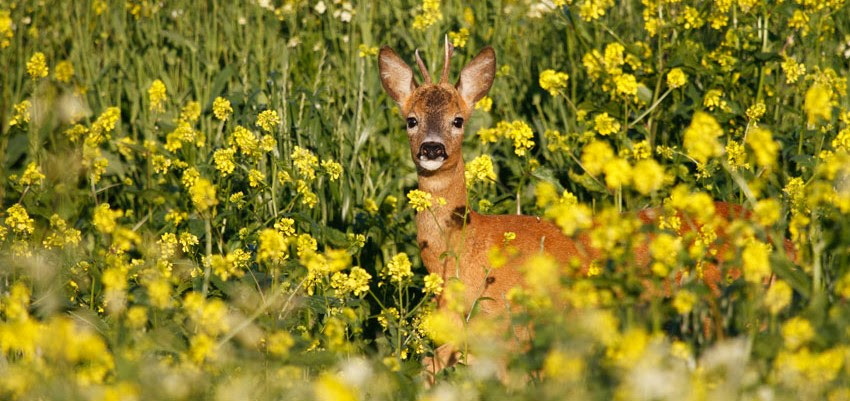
1, 0, 850, 399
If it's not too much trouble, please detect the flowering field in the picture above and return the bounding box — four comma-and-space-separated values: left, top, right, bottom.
2, 0, 850, 399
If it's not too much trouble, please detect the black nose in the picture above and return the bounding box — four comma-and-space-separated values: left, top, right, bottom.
419, 142, 447, 160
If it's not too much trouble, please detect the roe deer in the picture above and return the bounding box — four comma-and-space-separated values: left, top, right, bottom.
378, 39, 794, 376
379, 39, 600, 374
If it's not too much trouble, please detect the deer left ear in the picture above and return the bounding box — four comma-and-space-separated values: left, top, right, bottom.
456, 47, 496, 109
379, 46, 417, 108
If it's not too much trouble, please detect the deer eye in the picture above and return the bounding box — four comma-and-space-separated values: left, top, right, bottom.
406, 118, 418, 129
452, 117, 464, 128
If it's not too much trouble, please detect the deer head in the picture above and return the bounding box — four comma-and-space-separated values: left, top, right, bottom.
379, 38, 496, 174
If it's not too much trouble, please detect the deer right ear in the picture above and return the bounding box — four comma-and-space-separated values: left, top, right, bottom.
456, 46, 496, 109
379, 46, 417, 108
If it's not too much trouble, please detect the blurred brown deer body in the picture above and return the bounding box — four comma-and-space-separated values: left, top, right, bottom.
378, 41, 787, 376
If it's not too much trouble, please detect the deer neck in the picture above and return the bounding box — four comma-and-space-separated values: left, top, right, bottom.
415, 159, 471, 273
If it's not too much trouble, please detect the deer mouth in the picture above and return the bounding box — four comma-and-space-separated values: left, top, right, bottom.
418, 142, 448, 171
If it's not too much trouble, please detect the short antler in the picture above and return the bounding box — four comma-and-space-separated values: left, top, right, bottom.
414, 49, 432, 85
440, 35, 454, 84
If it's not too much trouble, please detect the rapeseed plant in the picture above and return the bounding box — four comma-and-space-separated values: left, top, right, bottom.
2, 0, 850, 399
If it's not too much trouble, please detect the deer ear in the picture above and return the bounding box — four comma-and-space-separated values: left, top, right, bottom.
379, 46, 417, 108
456, 47, 496, 109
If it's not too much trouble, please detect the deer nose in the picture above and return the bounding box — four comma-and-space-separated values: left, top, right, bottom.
419, 142, 447, 160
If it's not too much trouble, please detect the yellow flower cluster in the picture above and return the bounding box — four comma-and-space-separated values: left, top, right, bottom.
407, 189, 432, 212
449, 28, 470, 48
148, 79, 167, 112
189, 178, 218, 213
212, 96, 233, 120
384, 252, 413, 284
0, 10, 12, 48
257, 228, 289, 264
26, 52, 48, 80
9, 100, 31, 127
412, 0, 442, 30
256, 109, 280, 132
539, 69, 570, 96
465, 154, 497, 185
331, 266, 372, 297
683, 112, 723, 164
477, 120, 535, 156
666, 68, 687, 89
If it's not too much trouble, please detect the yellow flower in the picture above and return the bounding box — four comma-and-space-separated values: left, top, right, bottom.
18, 162, 45, 187
672, 290, 697, 314
256, 109, 280, 132
666, 68, 687, 89
703, 89, 728, 111
292, 146, 319, 180
614, 73, 638, 98
92, 203, 123, 234
726, 140, 750, 171
54, 60, 75, 83
212, 97, 233, 121
213, 147, 236, 176
746, 127, 780, 169
190, 178, 218, 213
764, 280, 792, 314
742, 240, 771, 284
465, 154, 497, 185
753, 198, 781, 226
257, 228, 289, 263
9, 100, 31, 127
248, 169, 266, 187
148, 79, 167, 112
423, 273, 444, 295
189, 333, 214, 364
230, 125, 260, 157
357, 44, 379, 58
581, 140, 614, 175
632, 159, 665, 195
0, 10, 12, 49
314, 373, 357, 401
331, 266, 371, 297
781, 56, 806, 84
179, 232, 199, 252
579, 0, 614, 22
543, 349, 585, 382
384, 252, 413, 284
680, 6, 704, 29
260, 134, 276, 152
603, 157, 632, 189
683, 112, 723, 164
90, 107, 121, 140
321, 159, 343, 181
26, 52, 49, 80
781, 317, 814, 350
266, 331, 294, 356
412, 0, 442, 30
539, 69, 570, 96
179, 101, 201, 123
475, 96, 493, 112
274, 217, 296, 237
593, 112, 620, 136
449, 27, 470, 48
746, 102, 766, 121
407, 189, 433, 212
804, 84, 832, 125
5, 204, 35, 236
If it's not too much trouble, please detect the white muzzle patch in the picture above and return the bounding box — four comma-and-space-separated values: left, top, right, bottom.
418, 156, 446, 171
